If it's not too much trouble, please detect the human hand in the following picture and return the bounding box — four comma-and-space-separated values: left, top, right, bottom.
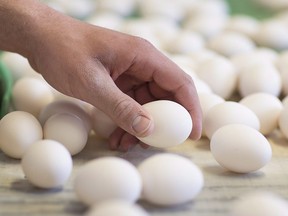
3, 1, 202, 151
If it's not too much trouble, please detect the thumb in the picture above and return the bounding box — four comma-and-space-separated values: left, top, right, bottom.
109, 95, 154, 137
88, 77, 154, 138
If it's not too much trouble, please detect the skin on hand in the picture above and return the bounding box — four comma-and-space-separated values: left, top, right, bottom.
0, 0, 202, 151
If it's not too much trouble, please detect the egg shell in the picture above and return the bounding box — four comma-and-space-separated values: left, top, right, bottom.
210, 124, 272, 173
43, 113, 88, 156
120, 19, 161, 48
60, 0, 96, 19
195, 56, 237, 99
86, 12, 124, 31
238, 63, 282, 97
85, 200, 149, 216
255, 20, 288, 51
277, 52, 288, 96
239, 93, 283, 135
166, 30, 204, 54
144, 16, 181, 47
21, 139, 72, 189
90, 107, 117, 139
138, 0, 186, 22
198, 93, 225, 117
1, 52, 35, 81
169, 54, 196, 73
230, 191, 288, 216
224, 15, 259, 38
138, 153, 204, 206
184, 14, 227, 39
189, 48, 219, 65
0, 111, 43, 159
204, 101, 260, 139
39, 100, 91, 132
276, 50, 288, 73
193, 78, 213, 94
231, 48, 278, 74
198, 93, 225, 137
74, 157, 142, 206
96, 0, 137, 17
189, 0, 229, 18
208, 31, 255, 57
278, 105, 288, 140
12, 77, 54, 117
137, 100, 193, 148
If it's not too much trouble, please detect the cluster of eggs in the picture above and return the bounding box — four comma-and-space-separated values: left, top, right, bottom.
0, 60, 204, 215
2, 0, 288, 215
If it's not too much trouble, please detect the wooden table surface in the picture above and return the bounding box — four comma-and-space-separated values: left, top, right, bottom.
1, 129, 288, 216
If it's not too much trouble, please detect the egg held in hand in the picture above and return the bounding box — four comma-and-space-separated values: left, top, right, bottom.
137, 100, 193, 148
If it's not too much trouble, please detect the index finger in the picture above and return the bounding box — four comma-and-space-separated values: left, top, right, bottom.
129, 42, 203, 139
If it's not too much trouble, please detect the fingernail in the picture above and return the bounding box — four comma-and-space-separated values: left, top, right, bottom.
132, 116, 152, 136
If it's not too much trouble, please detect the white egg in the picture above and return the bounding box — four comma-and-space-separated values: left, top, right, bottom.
255, 20, 288, 51
97, 0, 137, 17
238, 63, 282, 97
39, 100, 91, 133
138, 0, 186, 22
120, 19, 161, 48
183, 14, 227, 39
204, 101, 260, 139
189, 0, 229, 18
1, 52, 36, 81
137, 100, 192, 148
60, 0, 96, 19
144, 16, 181, 47
12, 77, 54, 117
231, 48, 278, 74
0, 111, 43, 159
276, 50, 288, 73
169, 54, 196, 72
277, 51, 288, 95
208, 31, 255, 57
189, 49, 219, 65
21, 139, 72, 189
86, 12, 124, 31
278, 105, 288, 140
45, 1, 66, 13
230, 191, 288, 216
224, 15, 259, 38
195, 56, 237, 99
193, 78, 213, 94
198, 92, 225, 137
90, 107, 117, 139
85, 200, 149, 216
138, 153, 204, 206
52, 90, 94, 114
239, 93, 283, 135
43, 113, 88, 156
199, 93, 225, 117
211, 124, 272, 173
74, 157, 142, 206
166, 30, 204, 54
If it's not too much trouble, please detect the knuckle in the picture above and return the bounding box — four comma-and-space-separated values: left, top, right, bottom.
132, 36, 155, 50
112, 98, 135, 122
